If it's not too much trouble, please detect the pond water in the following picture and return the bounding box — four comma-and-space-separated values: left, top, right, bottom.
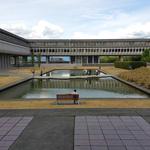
43, 69, 103, 77
0, 77, 149, 99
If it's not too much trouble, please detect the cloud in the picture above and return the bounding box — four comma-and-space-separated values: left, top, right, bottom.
1, 20, 64, 39
72, 22, 150, 39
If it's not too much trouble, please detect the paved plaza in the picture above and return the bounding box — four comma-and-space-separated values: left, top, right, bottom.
0, 109, 149, 150
0, 117, 33, 150
74, 116, 150, 150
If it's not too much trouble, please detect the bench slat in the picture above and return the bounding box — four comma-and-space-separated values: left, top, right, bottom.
56, 94, 79, 104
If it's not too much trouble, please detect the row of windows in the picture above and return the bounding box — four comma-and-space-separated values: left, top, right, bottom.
31, 48, 145, 53
30, 41, 150, 47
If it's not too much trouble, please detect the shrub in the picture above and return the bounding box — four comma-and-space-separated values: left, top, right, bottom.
114, 61, 146, 69
142, 49, 150, 62
101, 56, 118, 63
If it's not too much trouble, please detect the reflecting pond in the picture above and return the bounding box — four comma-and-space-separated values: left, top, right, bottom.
0, 78, 149, 99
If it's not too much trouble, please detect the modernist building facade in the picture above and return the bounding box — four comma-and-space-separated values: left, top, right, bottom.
0, 28, 150, 69
0, 29, 30, 69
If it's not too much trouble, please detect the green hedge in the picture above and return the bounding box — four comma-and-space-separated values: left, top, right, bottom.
114, 61, 147, 69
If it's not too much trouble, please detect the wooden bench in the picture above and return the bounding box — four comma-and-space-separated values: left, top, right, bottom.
56, 94, 79, 104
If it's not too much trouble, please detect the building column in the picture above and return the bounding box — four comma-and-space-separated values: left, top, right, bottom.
46, 56, 49, 64
92, 56, 94, 64
98, 56, 101, 64
0, 55, 2, 69
87, 56, 88, 64
14, 56, 20, 67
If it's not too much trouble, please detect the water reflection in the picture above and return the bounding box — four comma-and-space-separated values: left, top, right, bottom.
43, 69, 103, 78
23, 78, 149, 99
0, 78, 149, 99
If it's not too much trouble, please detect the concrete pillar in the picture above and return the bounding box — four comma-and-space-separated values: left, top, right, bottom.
6, 55, 8, 68
1, 55, 4, 69
92, 56, 94, 64
14, 56, 19, 67
0, 55, 3, 69
46, 56, 49, 64
98, 56, 101, 64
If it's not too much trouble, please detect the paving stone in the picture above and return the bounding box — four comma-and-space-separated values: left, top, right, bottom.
119, 134, 136, 140
100, 122, 111, 125
74, 146, 91, 150
122, 140, 140, 146
104, 134, 120, 140
113, 125, 127, 130
128, 126, 141, 131
143, 147, 150, 150
108, 146, 126, 150
100, 125, 114, 130
126, 146, 144, 150
89, 134, 104, 140
0, 146, 9, 150
90, 139, 107, 146
89, 130, 103, 135
0, 131, 9, 136
7, 130, 23, 136
74, 139, 90, 146
0, 135, 3, 140
75, 125, 88, 129
102, 129, 117, 135
116, 130, 132, 135
106, 140, 123, 146
131, 130, 146, 135
0, 141, 14, 147
138, 140, 150, 146
2, 135, 18, 141
88, 126, 100, 130
134, 134, 150, 140
75, 135, 89, 140
91, 146, 108, 150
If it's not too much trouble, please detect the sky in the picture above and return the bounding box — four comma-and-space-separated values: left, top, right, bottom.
0, 0, 150, 39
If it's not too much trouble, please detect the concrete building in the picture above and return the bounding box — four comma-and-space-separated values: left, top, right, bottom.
29, 39, 150, 64
0, 28, 30, 69
0, 28, 150, 69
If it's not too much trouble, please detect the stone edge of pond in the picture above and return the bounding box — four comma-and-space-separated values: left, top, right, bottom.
112, 75, 150, 95
0, 77, 32, 92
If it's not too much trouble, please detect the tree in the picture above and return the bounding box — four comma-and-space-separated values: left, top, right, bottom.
31, 51, 35, 66
142, 49, 150, 62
